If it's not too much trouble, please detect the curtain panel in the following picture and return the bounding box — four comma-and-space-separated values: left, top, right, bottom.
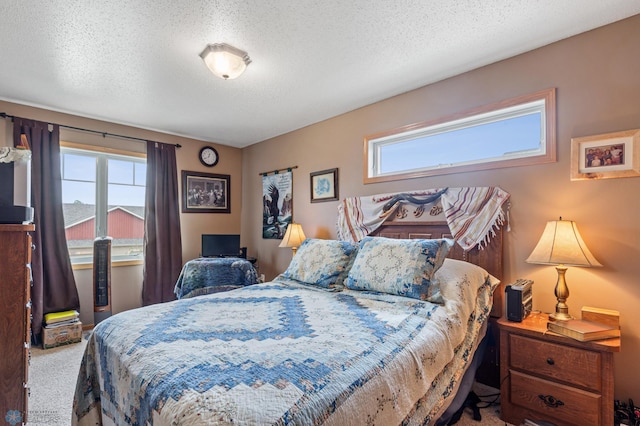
142, 141, 182, 305
13, 117, 80, 341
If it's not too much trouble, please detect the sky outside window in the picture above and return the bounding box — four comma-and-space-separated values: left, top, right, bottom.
379, 113, 542, 174
61, 153, 145, 206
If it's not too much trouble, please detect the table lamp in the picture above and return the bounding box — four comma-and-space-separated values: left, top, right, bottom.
526, 218, 601, 321
279, 223, 306, 256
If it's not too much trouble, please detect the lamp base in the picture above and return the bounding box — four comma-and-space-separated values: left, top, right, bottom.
549, 265, 573, 322
548, 311, 573, 322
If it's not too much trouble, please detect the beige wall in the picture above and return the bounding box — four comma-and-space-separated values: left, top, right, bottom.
0, 101, 243, 325
241, 15, 640, 401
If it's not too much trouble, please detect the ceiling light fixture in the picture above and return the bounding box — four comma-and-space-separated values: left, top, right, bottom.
199, 43, 251, 80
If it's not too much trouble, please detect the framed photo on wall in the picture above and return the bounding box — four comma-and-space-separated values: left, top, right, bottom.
181, 170, 230, 213
571, 129, 640, 180
310, 168, 339, 203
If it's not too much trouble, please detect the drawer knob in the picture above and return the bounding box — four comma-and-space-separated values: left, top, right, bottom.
546, 357, 555, 365
538, 394, 564, 408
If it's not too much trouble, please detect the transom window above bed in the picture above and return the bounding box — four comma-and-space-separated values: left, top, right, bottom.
364, 88, 556, 183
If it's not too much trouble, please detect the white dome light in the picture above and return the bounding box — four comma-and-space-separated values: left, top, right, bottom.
199, 43, 251, 80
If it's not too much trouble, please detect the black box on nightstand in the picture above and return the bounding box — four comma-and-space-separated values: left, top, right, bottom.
505, 279, 533, 322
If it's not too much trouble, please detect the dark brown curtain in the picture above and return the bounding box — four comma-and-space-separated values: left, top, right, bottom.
142, 141, 182, 305
13, 117, 80, 341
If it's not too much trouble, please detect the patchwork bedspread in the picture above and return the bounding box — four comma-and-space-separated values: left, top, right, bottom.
73, 260, 496, 425
174, 257, 259, 299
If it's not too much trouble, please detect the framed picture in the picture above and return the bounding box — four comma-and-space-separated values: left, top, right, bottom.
310, 168, 339, 203
571, 129, 640, 180
181, 170, 230, 213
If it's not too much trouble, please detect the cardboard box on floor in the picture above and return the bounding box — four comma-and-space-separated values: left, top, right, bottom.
42, 321, 83, 349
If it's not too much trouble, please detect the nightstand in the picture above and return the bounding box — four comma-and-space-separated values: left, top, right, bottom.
498, 312, 620, 426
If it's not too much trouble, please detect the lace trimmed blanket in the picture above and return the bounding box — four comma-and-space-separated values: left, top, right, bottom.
336, 187, 510, 251
0, 147, 31, 163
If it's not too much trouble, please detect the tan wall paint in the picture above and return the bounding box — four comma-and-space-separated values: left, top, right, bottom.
0, 100, 243, 326
241, 15, 640, 401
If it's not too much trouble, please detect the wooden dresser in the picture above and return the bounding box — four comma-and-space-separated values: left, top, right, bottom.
0, 224, 35, 426
499, 312, 620, 426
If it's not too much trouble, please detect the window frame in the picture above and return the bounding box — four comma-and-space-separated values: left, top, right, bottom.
60, 141, 146, 268
363, 88, 556, 184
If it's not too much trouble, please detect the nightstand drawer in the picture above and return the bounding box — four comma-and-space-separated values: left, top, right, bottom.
510, 370, 601, 426
510, 334, 601, 390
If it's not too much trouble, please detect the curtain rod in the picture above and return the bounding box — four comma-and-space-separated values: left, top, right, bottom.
258, 165, 298, 176
0, 112, 181, 148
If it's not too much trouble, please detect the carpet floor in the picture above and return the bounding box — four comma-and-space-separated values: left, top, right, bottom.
29, 338, 510, 425
29, 338, 88, 425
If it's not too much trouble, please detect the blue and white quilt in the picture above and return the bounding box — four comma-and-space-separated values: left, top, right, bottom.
73, 259, 497, 426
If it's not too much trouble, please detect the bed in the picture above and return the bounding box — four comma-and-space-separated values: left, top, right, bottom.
73, 221, 504, 426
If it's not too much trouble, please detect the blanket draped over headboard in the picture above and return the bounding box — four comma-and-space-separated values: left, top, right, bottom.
336, 187, 510, 251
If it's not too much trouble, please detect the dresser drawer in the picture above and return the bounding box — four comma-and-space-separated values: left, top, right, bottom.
23, 383, 29, 424
510, 334, 601, 391
24, 345, 30, 383
510, 370, 601, 426
25, 300, 32, 342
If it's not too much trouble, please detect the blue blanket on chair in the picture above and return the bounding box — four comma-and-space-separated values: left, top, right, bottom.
173, 257, 259, 299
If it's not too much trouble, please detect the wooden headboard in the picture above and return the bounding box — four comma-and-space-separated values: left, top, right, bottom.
372, 221, 504, 318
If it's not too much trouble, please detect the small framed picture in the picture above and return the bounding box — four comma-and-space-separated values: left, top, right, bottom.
571, 129, 640, 180
181, 170, 230, 213
310, 168, 339, 203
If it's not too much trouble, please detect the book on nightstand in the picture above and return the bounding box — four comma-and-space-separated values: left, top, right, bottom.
547, 306, 620, 342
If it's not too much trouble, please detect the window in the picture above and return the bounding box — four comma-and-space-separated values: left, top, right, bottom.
60, 143, 146, 265
364, 88, 556, 183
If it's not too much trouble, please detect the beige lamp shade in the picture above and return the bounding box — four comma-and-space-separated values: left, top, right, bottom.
199, 43, 251, 80
526, 218, 601, 321
526, 219, 602, 267
279, 223, 306, 254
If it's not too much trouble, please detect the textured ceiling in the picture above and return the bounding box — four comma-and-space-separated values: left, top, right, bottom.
1, 1, 639, 148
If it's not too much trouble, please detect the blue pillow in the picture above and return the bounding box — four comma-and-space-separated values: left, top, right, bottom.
281, 238, 358, 289
345, 236, 453, 302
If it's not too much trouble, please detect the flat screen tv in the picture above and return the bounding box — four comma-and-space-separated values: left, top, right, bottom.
201, 234, 241, 258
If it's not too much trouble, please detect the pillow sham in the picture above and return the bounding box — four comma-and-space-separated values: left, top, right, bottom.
345, 236, 453, 302
281, 238, 358, 289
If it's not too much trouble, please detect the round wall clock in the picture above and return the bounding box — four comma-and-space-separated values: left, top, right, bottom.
198, 146, 219, 167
